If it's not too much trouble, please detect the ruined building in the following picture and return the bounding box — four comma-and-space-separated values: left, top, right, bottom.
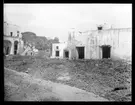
51, 24, 132, 61
4, 21, 24, 55
21, 42, 38, 56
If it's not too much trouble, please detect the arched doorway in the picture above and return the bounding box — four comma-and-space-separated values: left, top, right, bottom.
4, 40, 12, 55
14, 41, 18, 55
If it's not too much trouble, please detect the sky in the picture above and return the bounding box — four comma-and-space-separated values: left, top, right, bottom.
4, 4, 132, 42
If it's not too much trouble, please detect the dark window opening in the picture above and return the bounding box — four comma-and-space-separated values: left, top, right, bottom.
64, 51, 69, 58
17, 31, 19, 36
56, 51, 59, 57
10, 32, 13, 36
56, 46, 59, 49
76, 47, 84, 59
102, 46, 111, 58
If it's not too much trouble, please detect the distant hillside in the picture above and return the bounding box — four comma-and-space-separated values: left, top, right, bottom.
21, 32, 59, 50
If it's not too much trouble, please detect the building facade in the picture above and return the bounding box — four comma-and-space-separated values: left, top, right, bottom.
4, 21, 24, 55
85, 28, 131, 60
52, 25, 132, 61
51, 42, 67, 59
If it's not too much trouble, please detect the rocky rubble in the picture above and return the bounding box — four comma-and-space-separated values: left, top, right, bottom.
4, 56, 132, 101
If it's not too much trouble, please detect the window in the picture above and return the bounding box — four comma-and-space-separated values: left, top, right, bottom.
17, 31, 19, 36
56, 46, 59, 49
10, 32, 13, 36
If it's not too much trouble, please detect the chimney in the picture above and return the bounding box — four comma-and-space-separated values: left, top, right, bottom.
97, 25, 103, 30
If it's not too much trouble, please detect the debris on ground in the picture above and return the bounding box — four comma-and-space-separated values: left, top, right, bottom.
4, 68, 108, 101
4, 55, 132, 101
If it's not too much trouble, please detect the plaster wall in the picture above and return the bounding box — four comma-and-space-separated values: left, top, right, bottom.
51, 28, 131, 61
4, 22, 22, 38
86, 28, 132, 61
52, 43, 67, 59
4, 22, 24, 55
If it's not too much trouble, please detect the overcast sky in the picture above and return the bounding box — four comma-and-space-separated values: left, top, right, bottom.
4, 4, 132, 42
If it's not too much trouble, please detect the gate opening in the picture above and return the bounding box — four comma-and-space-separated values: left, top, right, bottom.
102, 45, 111, 58
76, 47, 84, 59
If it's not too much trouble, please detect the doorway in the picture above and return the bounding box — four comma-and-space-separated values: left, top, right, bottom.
14, 41, 18, 55
56, 51, 59, 57
6, 47, 10, 55
76, 47, 84, 59
64, 50, 69, 58
4, 40, 12, 55
102, 45, 111, 58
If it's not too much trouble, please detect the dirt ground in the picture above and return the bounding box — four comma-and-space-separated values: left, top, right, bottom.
4, 68, 109, 101
4, 55, 132, 101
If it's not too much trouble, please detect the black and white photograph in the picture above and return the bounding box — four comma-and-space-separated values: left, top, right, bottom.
4, 4, 132, 101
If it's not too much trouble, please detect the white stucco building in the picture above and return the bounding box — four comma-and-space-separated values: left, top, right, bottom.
51, 42, 68, 59
51, 24, 132, 61
4, 21, 24, 55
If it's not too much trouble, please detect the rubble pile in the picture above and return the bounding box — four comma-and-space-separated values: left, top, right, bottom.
65, 59, 131, 101
4, 55, 35, 72
4, 56, 131, 101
